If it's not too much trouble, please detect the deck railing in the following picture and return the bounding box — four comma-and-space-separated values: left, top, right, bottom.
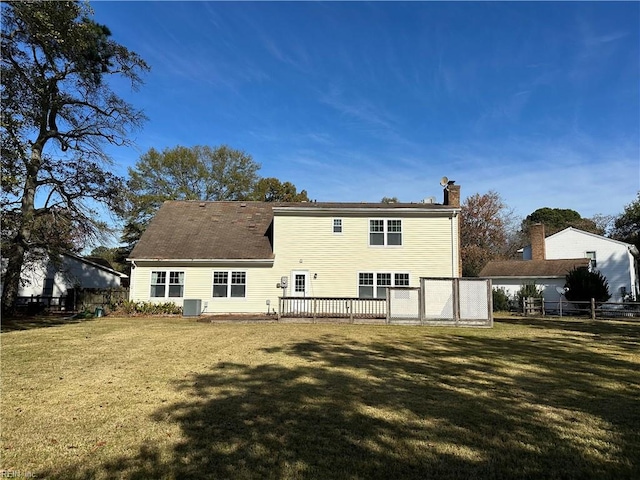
279, 296, 386, 320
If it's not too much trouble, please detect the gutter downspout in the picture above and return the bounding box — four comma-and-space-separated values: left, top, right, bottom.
451, 213, 457, 277
129, 260, 137, 301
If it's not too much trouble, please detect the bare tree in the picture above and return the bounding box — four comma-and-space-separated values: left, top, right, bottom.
1, 1, 149, 314
461, 191, 519, 276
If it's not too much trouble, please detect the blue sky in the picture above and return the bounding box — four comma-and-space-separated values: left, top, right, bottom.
91, 1, 639, 220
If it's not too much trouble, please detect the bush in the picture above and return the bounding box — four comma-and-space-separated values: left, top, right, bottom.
515, 282, 543, 308
492, 288, 511, 312
564, 267, 611, 304
110, 300, 182, 316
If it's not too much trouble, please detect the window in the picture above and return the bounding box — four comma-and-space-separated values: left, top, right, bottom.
150, 271, 166, 297
213, 272, 228, 297
333, 218, 343, 234
586, 251, 597, 269
359, 273, 374, 298
369, 219, 402, 246
369, 219, 385, 245
151, 271, 184, 298
231, 271, 246, 298
43, 278, 54, 296
376, 273, 391, 298
395, 273, 410, 286
359, 272, 410, 298
213, 271, 246, 298
387, 220, 402, 245
168, 271, 184, 297
294, 274, 306, 294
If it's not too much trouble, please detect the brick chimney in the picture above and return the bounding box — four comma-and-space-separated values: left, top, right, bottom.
442, 181, 462, 276
530, 223, 546, 261
444, 181, 460, 207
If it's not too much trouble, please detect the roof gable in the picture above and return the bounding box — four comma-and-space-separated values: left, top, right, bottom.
546, 227, 633, 247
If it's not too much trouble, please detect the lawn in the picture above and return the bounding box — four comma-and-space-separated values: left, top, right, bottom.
1, 315, 638, 479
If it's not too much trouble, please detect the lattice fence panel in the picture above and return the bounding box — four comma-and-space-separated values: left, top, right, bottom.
422, 279, 455, 321
388, 287, 420, 323
459, 279, 490, 321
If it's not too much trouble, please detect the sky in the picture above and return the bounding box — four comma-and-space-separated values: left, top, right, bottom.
90, 0, 639, 221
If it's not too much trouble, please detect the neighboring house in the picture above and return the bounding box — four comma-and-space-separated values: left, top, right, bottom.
521, 226, 639, 301
481, 224, 640, 302
15, 252, 128, 299
128, 184, 463, 314
479, 258, 591, 304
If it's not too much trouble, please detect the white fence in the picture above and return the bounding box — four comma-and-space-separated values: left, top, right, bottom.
388, 278, 493, 327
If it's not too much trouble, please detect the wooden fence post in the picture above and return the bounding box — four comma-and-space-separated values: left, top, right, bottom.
590, 298, 596, 320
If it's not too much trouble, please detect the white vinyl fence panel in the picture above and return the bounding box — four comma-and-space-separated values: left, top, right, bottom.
388, 287, 421, 324
387, 278, 493, 327
423, 279, 455, 321
459, 279, 491, 321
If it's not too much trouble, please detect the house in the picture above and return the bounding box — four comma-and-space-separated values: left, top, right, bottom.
480, 224, 640, 302
479, 258, 591, 304
127, 184, 462, 314
522, 226, 639, 301
13, 252, 128, 299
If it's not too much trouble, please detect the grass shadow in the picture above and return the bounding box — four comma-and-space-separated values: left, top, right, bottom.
40, 323, 640, 479
1, 314, 95, 332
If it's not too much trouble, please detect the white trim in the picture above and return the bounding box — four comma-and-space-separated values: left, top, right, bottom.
128, 258, 273, 265
368, 218, 403, 247
149, 269, 186, 299
211, 269, 248, 300
357, 270, 411, 298
273, 206, 460, 216
291, 270, 309, 297
332, 218, 343, 235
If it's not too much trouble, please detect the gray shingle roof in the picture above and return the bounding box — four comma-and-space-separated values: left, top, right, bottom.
130, 200, 455, 261
129, 201, 275, 260
479, 259, 591, 278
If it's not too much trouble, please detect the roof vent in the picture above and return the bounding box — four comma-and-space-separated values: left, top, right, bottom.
199, 202, 206, 207
240, 202, 247, 207
421, 196, 436, 204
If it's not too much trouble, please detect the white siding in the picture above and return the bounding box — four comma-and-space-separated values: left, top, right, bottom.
272, 214, 458, 298
130, 262, 277, 314
18, 255, 123, 297
491, 278, 567, 304
544, 229, 637, 301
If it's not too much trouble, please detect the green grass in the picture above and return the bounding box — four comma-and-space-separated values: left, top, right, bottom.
1, 315, 638, 479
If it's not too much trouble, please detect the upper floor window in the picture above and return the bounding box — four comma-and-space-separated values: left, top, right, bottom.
151, 271, 184, 298
586, 251, 597, 269
333, 218, 343, 234
369, 219, 402, 246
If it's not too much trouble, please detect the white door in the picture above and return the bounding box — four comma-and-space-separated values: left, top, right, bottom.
291, 271, 309, 313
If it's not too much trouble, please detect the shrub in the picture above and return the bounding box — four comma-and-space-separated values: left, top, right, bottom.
515, 282, 543, 308
110, 300, 182, 316
492, 288, 511, 312
564, 267, 611, 304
